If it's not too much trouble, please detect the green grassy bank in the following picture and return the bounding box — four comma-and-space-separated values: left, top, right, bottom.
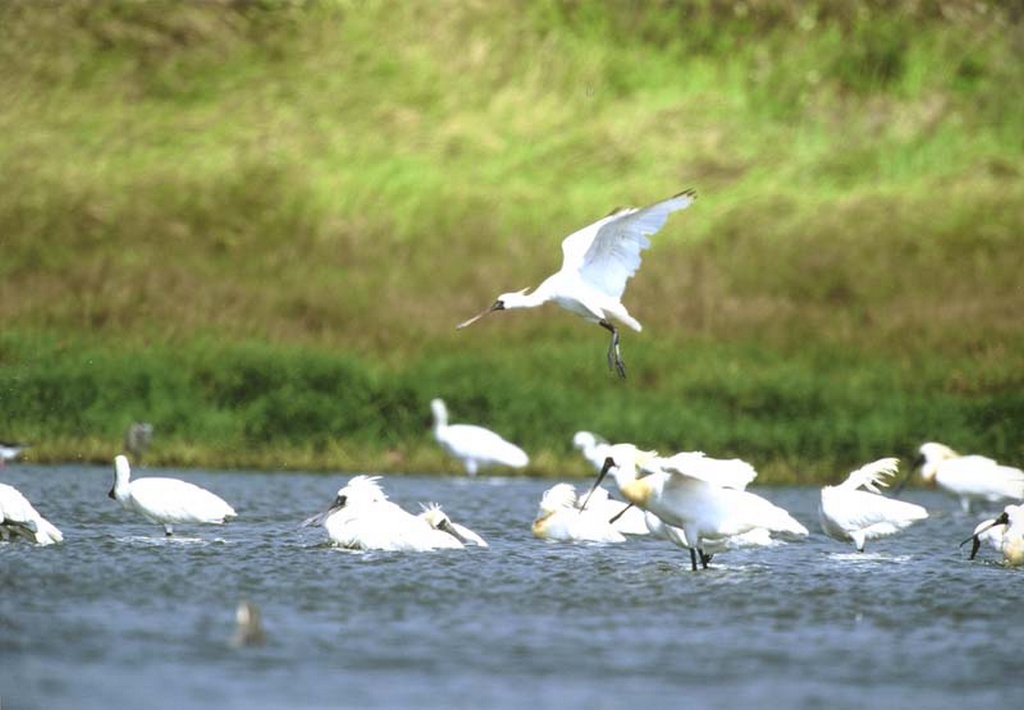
1, 1, 1022, 480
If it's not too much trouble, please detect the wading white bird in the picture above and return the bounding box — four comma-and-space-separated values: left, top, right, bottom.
961, 514, 1008, 561
302, 475, 466, 551
583, 444, 807, 570
643, 510, 778, 566
819, 457, 928, 552
418, 503, 488, 547
961, 504, 1024, 566
532, 483, 626, 543
456, 189, 697, 378
0, 441, 29, 467
430, 398, 529, 476
108, 455, 237, 535
0, 483, 63, 545
907, 442, 1024, 512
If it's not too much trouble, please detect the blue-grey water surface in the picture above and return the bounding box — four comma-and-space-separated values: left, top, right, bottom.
1, 464, 1021, 709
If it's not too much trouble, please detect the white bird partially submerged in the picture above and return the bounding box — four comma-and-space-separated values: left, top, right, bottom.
431, 398, 528, 476
418, 503, 488, 547
302, 475, 467, 551
819, 458, 928, 552
961, 504, 1024, 566
108, 455, 237, 535
909, 442, 1024, 512
532, 482, 626, 543
457, 189, 697, 378
583, 444, 807, 570
0, 483, 63, 545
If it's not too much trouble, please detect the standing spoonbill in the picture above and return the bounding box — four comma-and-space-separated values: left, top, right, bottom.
643, 510, 778, 567
818, 457, 928, 552
902, 442, 1024, 512
108, 455, 237, 535
0, 483, 63, 545
431, 398, 528, 476
960, 504, 1024, 566
301, 476, 466, 551
582, 444, 807, 570
456, 189, 697, 378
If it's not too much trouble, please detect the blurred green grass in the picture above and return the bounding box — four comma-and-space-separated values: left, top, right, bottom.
0, 1, 1022, 479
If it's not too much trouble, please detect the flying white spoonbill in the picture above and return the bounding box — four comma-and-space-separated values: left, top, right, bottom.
818, 457, 928, 552
903, 442, 1024, 512
960, 504, 1024, 566
108, 455, 237, 535
532, 483, 626, 543
582, 444, 808, 570
0, 483, 63, 545
431, 398, 528, 476
457, 189, 697, 378
418, 503, 488, 547
302, 475, 466, 551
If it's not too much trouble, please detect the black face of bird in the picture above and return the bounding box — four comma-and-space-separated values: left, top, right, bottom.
580, 456, 616, 512
456, 300, 505, 330
959, 511, 1010, 550
300, 494, 348, 528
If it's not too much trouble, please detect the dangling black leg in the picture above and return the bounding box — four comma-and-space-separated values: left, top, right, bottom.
689, 547, 699, 571
599, 320, 626, 379
699, 551, 714, 568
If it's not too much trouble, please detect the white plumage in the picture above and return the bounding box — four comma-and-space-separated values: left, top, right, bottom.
418, 503, 488, 547
962, 504, 1024, 566
573, 430, 612, 472
532, 482, 625, 543
914, 442, 1024, 512
819, 458, 928, 552
108, 455, 236, 535
431, 398, 528, 476
575, 484, 650, 536
301, 476, 466, 551
0, 441, 29, 466
457, 190, 697, 378
585, 443, 807, 569
0, 482, 63, 545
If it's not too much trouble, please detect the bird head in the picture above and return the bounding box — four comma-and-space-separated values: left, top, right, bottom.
456, 288, 529, 329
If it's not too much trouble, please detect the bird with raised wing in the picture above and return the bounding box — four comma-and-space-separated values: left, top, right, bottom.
457, 189, 697, 378
819, 458, 928, 552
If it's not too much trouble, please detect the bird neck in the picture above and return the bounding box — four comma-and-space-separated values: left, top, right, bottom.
502, 285, 550, 310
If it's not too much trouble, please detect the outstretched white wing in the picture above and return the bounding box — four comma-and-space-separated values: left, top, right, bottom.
657, 451, 758, 490
560, 189, 696, 299
838, 457, 900, 493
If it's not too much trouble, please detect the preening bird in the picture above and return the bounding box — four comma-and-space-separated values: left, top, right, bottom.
531, 482, 626, 543
108, 454, 237, 535
0, 482, 63, 545
302, 476, 468, 551
819, 458, 928, 552
430, 398, 528, 476
457, 189, 697, 378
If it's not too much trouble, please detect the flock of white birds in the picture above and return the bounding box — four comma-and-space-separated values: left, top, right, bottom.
1, 430, 1022, 569
2, 191, 1022, 569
